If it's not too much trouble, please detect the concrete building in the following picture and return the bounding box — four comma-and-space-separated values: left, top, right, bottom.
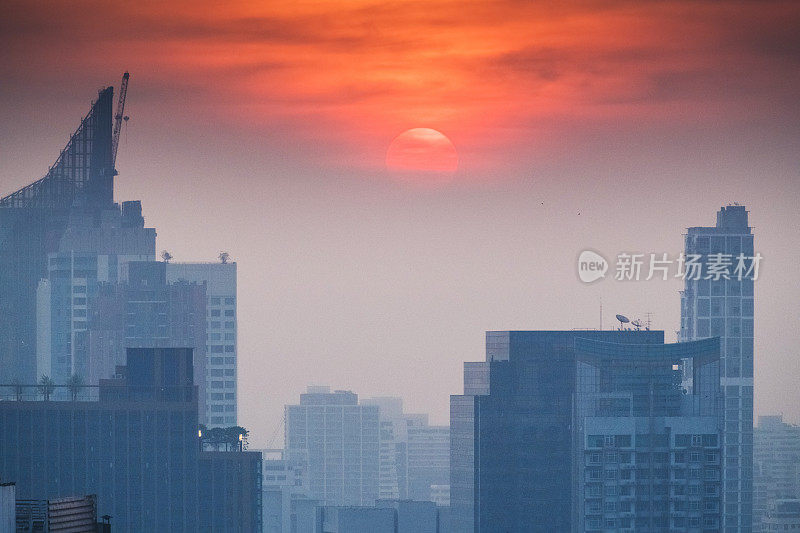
451, 330, 723, 532
285, 386, 380, 507
754, 415, 800, 531
0, 347, 261, 532
167, 262, 238, 427
681, 205, 756, 532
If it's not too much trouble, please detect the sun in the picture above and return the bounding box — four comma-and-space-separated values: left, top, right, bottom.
385, 128, 458, 185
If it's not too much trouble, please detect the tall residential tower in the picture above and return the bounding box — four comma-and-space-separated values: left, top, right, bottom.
167, 262, 238, 427
681, 205, 755, 532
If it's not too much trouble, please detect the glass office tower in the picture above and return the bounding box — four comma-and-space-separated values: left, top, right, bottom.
681, 205, 755, 532
451, 330, 723, 533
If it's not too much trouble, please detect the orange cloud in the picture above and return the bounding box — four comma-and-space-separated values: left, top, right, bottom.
1, 0, 798, 176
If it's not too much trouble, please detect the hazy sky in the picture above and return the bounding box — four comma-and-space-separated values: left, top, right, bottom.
1, 0, 799, 446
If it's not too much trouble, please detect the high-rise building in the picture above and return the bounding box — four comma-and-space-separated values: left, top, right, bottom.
451, 330, 723, 532
0, 83, 156, 384
406, 421, 449, 503
285, 386, 380, 506
681, 205, 756, 532
361, 397, 450, 504
167, 262, 238, 427
36, 261, 209, 417
754, 415, 800, 531
0, 347, 261, 532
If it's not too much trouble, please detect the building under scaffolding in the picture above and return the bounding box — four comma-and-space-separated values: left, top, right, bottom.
0, 78, 155, 385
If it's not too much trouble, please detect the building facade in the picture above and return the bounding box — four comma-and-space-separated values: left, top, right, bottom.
407, 422, 449, 503
167, 262, 238, 427
681, 205, 756, 532
35, 203, 156, 390
285, 386, 380, 507
0, 347, 260, 532
451, 330, 723, 533
754, 415, 800, 531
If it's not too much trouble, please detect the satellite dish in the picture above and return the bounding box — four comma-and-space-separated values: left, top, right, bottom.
615, 314, 629, 324
631, 319, 643, 330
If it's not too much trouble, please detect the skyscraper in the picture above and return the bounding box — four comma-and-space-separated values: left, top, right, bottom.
681, 205, 755, 532
0, 84, 156, 383
450, 330, 723, 532
285, 386, 380, 506
167, 262, 238, 427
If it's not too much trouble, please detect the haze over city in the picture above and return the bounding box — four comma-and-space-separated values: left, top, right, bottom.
1, 0, 798, 455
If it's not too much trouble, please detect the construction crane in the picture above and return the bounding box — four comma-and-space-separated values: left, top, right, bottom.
111, 72, 130, 170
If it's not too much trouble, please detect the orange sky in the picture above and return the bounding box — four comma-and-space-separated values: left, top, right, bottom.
2, 0, 798, 177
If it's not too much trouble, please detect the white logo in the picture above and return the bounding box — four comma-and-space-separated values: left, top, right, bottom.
578, 250, 608, 283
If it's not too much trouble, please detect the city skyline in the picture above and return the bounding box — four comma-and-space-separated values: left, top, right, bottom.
1, 2, 798, 452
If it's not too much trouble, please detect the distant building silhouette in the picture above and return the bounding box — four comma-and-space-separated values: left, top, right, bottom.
681, 205, 755, 532
450, 330, 723, 532
361, 397, 450, 504
285, 386, 380, 506
754, 415, 800, 531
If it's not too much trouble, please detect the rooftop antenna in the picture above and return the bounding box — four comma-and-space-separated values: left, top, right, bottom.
615, 314, 629, 330
645, 312, 653, 330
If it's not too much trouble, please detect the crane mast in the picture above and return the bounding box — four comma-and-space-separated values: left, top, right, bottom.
111, 72, 129, 170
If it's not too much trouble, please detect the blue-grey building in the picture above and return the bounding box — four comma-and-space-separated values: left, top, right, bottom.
0, 83, 157, 385
285, 386, 381, 507
681, 205, 755, 532
450, 330, 723, 532
167, 261, 238, 428
0, 347, 261, 532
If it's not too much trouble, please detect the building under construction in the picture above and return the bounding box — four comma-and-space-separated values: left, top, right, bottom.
0, 74, 158, 387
